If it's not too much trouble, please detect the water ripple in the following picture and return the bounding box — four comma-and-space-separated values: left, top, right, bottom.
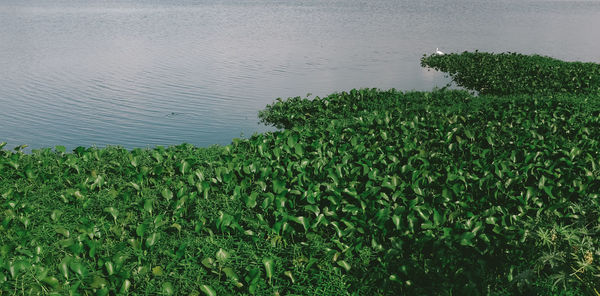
2, 0, 600, 150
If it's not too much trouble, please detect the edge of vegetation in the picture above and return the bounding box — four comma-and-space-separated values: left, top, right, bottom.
420, 51, 600, 96
3, 53, 600, 295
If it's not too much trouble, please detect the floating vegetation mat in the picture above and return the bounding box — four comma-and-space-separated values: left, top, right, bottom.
2, 53, 600, 295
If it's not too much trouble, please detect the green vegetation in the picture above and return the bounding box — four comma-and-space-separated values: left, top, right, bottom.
2, 52, 600, 295
421, 51, 600, 96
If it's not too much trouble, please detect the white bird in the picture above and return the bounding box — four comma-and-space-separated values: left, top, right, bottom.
436, 48, 445, 55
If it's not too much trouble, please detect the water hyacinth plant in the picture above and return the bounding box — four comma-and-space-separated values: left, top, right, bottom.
2, 53, 600, 295
421, 51, 600, 96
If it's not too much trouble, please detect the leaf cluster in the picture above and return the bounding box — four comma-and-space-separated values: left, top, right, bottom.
420, 51, 600, 96
3, 55, 600, 294
256, 88, 600, 294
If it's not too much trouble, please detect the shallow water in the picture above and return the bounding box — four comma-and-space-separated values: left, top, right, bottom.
1, 0, 600, 150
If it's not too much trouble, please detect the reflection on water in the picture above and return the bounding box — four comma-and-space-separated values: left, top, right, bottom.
1, 0, 600, 150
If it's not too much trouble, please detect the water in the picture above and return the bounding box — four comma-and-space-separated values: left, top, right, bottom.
2, 0, 600, 151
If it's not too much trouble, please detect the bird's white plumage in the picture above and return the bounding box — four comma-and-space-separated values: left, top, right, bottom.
436, 48, 445, 55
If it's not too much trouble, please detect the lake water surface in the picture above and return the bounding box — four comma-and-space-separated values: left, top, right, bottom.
2, 0, 600, 150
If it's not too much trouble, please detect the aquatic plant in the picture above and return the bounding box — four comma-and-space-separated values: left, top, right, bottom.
421, 51, 600, 95
3, 54, 600, 294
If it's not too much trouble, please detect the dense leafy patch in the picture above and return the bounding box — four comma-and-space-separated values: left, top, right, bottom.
3, 54, 600, 295
421, 51, 600, 95
258, 88, 426, 130
258, 89, 600, 294
0, 144, 351, 295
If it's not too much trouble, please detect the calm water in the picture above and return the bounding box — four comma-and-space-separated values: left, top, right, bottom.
2, 0, 600, 150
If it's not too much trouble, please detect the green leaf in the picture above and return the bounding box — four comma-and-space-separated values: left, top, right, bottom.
287, 134, 297, 147
201, 258, 215, 269
144, 199, 154, 214
336, 260, 351, 271
433, 209, 443, 226
146, 232, 160, 248
162, 188, 173, 201
10, 260, 31, 278
130, 182, 141, 191
104, 207, 119, 222
152, 266, 164, 277
58, 257, 71, 280
162, 282, 175, 296
151, 150, 163, 163
216, 248, 229, 263
543, 186, 554, 198
68, 261, 87, 277
245, 192, 258, 208
200, 285, 217, 296
55, 226, 70, 238
180, 161, 190, 175
459, 232, 476, 247
289, 216, 309, 232
97, 288, 109, 296
42, 276, 59, 289
304, 205, 319, 215
223, 267, 240, 283
136, 223, 148, 237
294, 143, 304, 157
284, 270, 295, 283
246, 267, 261, 283
104, 261, 114, 276
421, 222, 435, 229
120, 279, 131, 294
391, 215, 401, 230
263, 258, 274, 283
50, 210, 62, 222
412, 185, 424, 196
485, 217, 497, 225
90, 275, 107, 289
273, 179, 286, 194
